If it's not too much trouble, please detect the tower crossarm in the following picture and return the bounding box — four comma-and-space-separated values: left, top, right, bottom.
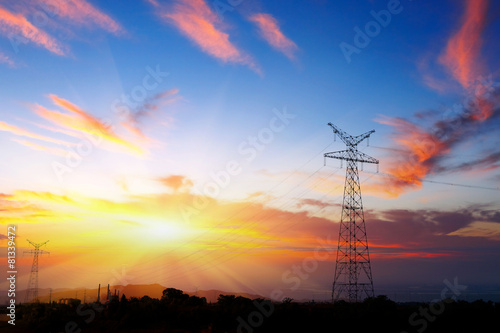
24, 250, 50, 255
352, 130, 375, 146
327, 123, 355, 146
328, 123, 376, 147
27, 239, 49, 248
324, 150, 379, 164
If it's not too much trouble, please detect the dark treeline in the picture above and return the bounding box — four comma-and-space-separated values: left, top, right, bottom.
5, 289, 500, 333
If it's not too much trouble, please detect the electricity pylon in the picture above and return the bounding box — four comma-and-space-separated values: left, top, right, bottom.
324, 123, 378, 302
24, 240, 49, 303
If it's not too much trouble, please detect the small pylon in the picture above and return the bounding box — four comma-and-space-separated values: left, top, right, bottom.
24, 240, 49, 303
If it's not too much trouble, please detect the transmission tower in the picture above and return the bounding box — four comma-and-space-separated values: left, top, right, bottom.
324, 123, 378, 302
24, 240, 49, 303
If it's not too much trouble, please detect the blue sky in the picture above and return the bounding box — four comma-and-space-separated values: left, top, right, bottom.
0, 0, 499, 301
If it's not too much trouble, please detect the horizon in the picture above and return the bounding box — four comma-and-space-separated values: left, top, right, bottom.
1, 0, 500, 307
3, 281, 500, 305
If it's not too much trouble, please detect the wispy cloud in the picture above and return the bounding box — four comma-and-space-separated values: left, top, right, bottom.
0, 51, 14, 67
120, 88, 180, 141
0, 0, 123, 58
156, 0, 260, 73
0, 4, 67, 55
34, 94, 145, 155
249, 13, 298, 61
11, 138, 69, 157
0, 120, 72, 146
40, 0, 124, 35
439, 0, 488, 91
377, 0, 498, 196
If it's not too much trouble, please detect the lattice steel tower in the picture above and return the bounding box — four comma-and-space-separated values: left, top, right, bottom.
24, 240, 49, 303
324, 123, 378, 302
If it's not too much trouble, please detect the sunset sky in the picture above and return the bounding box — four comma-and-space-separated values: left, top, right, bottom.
1, 0, 500, 302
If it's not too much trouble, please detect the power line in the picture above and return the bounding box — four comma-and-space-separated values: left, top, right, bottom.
113, 143, 339, 283
371, 171, 500, 192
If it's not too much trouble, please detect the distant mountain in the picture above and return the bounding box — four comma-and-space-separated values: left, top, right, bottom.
1, 284, 267, 305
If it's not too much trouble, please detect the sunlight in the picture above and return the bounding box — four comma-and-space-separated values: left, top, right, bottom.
142, 219, 191, 241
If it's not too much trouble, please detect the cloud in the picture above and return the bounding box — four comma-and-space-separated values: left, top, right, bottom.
364, 207, 500, 260
121, 88, 180, 140
374, 116, 449, 195
0, 120, 72, 146
377, 0, 499, 196
40, 0, 124, 35
157, 0, 260, 73
249, 13, 298, 61
2, 187, 500, 291
146, 0, 161, 7
0, 0, 123, 59
295, 198, 335, 210
448, 221, 500, 241
10, 138, 69, 157
133, 88, 180, 120
158, 175, 193, 192
435, 149, 500, 174
0, 51, 14, 67
438, 0, 488, 91
34, 94, 145, 155
0, 4, 67, 55
2, 94, 151, 158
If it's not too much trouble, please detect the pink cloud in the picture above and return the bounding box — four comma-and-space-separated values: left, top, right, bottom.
0, 4, 67, 55
0, 120, 72, 146
11, 138, 69, 157
0, 51, 14, 67
158, 0, 260, 73
40, 0, 124, 35
249, 13, 298, 61
439, 0, 488, 91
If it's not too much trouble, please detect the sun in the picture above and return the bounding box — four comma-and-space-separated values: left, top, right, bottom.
142, 218, 191, 241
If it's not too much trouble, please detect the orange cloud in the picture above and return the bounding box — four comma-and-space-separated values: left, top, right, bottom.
439, 0, 488, 91
2, 186, 499, 292
31, 94, 145, 155
249, 13, 298, 60
438, 0, 494, 121
11, 138, 69, 157
0, 120, 72, 146
378, 1, 498, 197
40, 0, 124, 35
375, 117, 449, 196
158, 175, 193, 192
0, 4, 66, 55
160, 0, 259, 72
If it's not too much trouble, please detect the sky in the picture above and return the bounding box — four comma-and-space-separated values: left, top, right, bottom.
0, 0, 500, 302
